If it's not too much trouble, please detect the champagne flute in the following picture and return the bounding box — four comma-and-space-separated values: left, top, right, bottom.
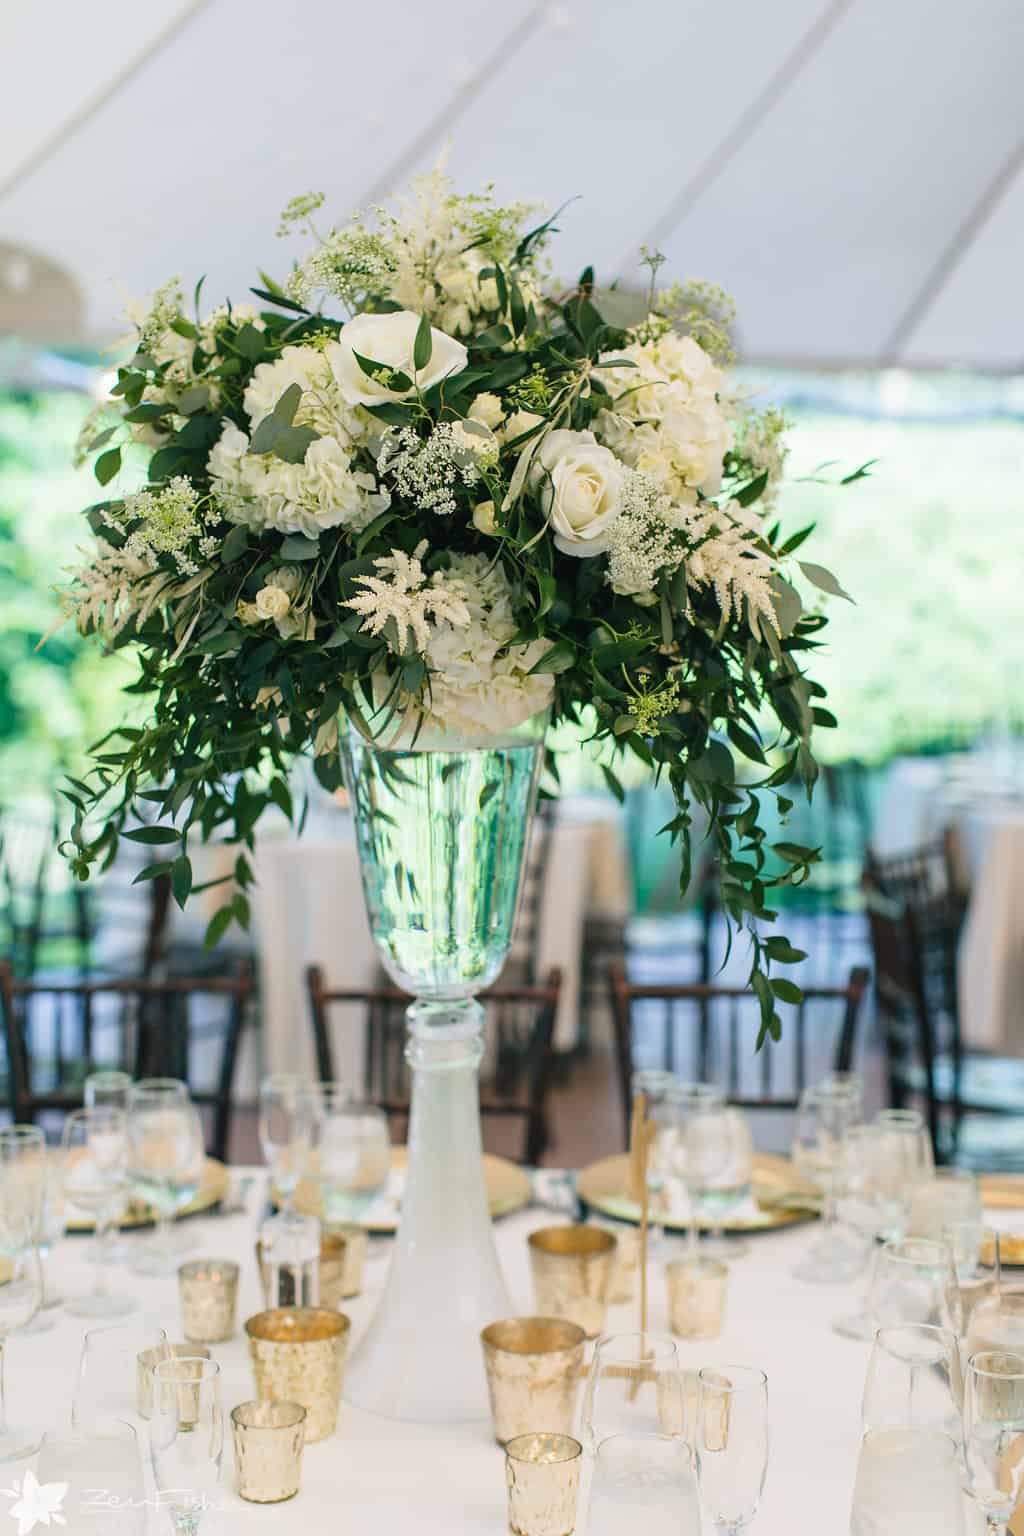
127, 1081, 204, 1277
310, 1086, 390, 1223
833, 1124, 890, 1340
580, 1332, 687, 1453
85, 1071, 134, 1263
869, 1238, 962, 1333
0, 1143, 43, 1458
696, 1365, 769, 1533
0, 1126, 54, 1334
791, 1080, 864, 1283
150, 1355, 223, 1533
259, 1074, 313, 1212
667, 1081, 724, 1259
20, 1145, 65, 1333
631, 1070, 677, 1250
850, 1428, 966, 1535
963, 1349, 1024, 1534
62, 1107, 135, 1318
684, 1104, 753, 1262
861, 1324, 963, 1445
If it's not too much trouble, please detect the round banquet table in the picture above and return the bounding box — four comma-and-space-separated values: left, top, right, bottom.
15, 1170, 993, 1534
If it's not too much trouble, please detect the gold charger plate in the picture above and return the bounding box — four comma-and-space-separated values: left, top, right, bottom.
980, 1175, 1024, 1212
577, 1151, 820, 1233
290, 1147, 531, 1235
65, 1157, 229, 1233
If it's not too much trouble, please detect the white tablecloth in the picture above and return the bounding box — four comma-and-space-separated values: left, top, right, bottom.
874, 756, 1024, 1051
13, 1170, 994, 1533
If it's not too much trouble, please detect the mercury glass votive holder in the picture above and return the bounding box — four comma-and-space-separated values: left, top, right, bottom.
505, 1432, 582, 1536
179, 1259, 240, 1343
328, 1222, 368, 1298
666, 1257, 728, 1340
245, 1307, 350, 1442
256, 1232, 349, 1310
481, 1317, 586, 1445
137, 1343, 210, 1420
231, 1399, 307, 1503
527, 1226, 617, 1338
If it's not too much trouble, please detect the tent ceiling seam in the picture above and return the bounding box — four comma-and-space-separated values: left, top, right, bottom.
356, 0, 548, 208
0, 0, 215, 208
884, 133, 1024, 365
617, 0, 858, 281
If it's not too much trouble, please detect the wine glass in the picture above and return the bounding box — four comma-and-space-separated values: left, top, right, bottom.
963, 1349, 1024, 1534
580, 1332, 687, 1452
310, 1086, 391, 1223
62, 1107, 135, 1318
0, 1177, 42, 1459
696, 1365, 769, 1533
259, 1074, 313, 1212
869, 1237, 962, 1333
84, 1070, 135, 1263
72, 1322, 168, 1431
126, 1080, 205, 1276
666, 1081, 724, 1259
861, 1324, 963, 1446
37, 1421, 146, 1533
684, 1104, 753, 1262
791, 1081, 864, 1283
850, 1428, 966, 1535
873, 1108, 933, 1240
589, 1434, 702, 1535
150, 1355, 223, 1534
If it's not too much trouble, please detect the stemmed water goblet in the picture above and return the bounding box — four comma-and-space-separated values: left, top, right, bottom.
310, 1085, 390, 1224
684, 1103, 753, 1262
62, 1106, 135, 1318
150, 1355, 224, 1534
259, 1074, 314, 1213
666, 1081, 724, 1258
850, 1428, 966, 1535
580, 1332, 687, 1452
962, 1349, 1024, 1534
861, 1323, 963, 1445
126, 1080, 205, 1277
0, 1127, 44, 1457
868, 1237, 962, 1333
589, 1433, 702, 1534
696, 1365, 769, 1534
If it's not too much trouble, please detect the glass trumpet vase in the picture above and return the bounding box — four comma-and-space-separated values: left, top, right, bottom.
339, 713, 545, 1422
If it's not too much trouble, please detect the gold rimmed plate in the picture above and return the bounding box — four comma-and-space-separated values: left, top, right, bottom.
576, 1152, 820, 1234
288, 1147, 531, 1234
65, 1157, 229, 1233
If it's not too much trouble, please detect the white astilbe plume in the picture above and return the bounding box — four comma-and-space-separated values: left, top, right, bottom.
685, 500, 780, 633
344, 541, 471, 654
59, 540, 179, 637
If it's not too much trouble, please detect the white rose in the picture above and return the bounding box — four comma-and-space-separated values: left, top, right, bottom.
254, 585, 292, 621
501, 409, 545, 444
469, 392, 505, 430
328, 311, 467, 407
532, 429, 625, 557
472, 499, 498, 535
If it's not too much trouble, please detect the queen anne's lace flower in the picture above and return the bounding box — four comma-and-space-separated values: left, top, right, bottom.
376, 423, 483, 516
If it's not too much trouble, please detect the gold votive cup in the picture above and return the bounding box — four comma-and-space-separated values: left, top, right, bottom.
505, 1432, 582, 1536
245, 1307, 350, 1442
481, 1317, 586, 1445
256, 1232, 349, 1310
179, 1259, 240, 1343
528, 1226, 617, 1338
231, 1399, 306, 1503
666, 1257, 728, 1340
599, 1223, 639, 1304
136, 1343, 210, 1420
328, 1222, 368, 1298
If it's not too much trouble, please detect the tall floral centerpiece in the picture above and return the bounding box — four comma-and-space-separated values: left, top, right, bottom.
61, 168, 852, 1420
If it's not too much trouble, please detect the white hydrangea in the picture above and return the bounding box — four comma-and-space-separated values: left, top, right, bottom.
244, 345, 369, 446
208, 423, 388, 539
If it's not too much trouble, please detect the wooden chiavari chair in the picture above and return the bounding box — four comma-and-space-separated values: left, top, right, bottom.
305, 966, 562, 1166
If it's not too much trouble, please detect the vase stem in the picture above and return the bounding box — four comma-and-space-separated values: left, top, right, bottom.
342, 996, 511, 1422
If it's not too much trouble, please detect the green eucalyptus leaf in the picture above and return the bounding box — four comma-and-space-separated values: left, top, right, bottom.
122, 825, 179, 846
799, 561, 854, 603
413, 312, 433, 372
279, 534, 320, 560
273, 426, 319, 464
95, 449, 122, 486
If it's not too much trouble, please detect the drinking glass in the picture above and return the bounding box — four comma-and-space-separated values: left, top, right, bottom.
84, 1071, 135, 1262
967, 1291, 1024, 1357
631, 1069, 677, 1248
833, 1125, 893, 1340
908, 1169, 982, 1241
696, 1365, 769, 1533
861, 1324, 963, 1445
0, 1228, 42, 1458
869, 1238, 962, 1333
873, 1109, 933, 1240
37, 1421, 146, 1534
580, 1332, 687, 1452
310, 1086, 390, 1223
62, 1107, 134, 1317
667, 1081, 724, 1258
791, 1080, 864, 1283
589, 1433, 702, 1535
20, 1145, 65, 1333
850, 1428, 966, 1535
259, 1075, 314, 1213
72, 1322, 169, 1431
684, 1105, 753, 1261
127, 1081, 205, 1276
150, 1356, 224, 1534
963, 1349, 1024, 1534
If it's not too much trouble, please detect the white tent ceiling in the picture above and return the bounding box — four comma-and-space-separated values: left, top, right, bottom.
0, 0, 1021, 368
